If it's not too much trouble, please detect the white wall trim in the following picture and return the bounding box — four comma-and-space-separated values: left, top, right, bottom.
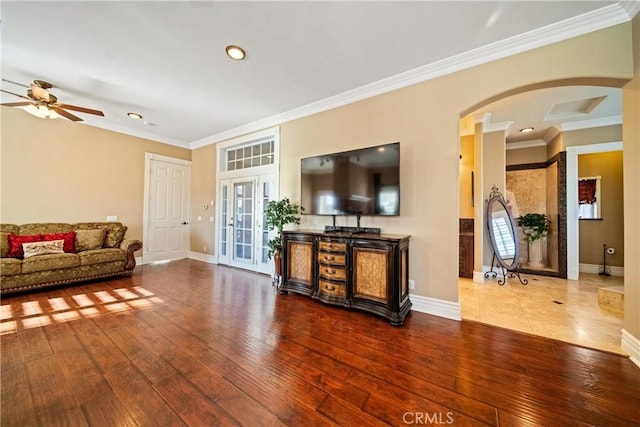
473, 271, 486, 284
410, 294, 461, 321
188, 4, 631, 148
506, 140, 547, 150
579, 263, 624, 277
189, 251, 218, 264
622, 329, 640, 368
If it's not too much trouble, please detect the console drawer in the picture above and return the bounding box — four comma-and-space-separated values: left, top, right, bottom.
317, 251, 346, 265
318, 280, 346, 297
318, 241, 347, 252
318, 265, 346, 281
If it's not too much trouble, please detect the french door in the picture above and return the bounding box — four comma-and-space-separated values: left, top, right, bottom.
218, 174, 275, 274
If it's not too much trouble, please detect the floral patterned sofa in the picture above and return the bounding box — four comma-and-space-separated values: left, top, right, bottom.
0, 222, 142, 294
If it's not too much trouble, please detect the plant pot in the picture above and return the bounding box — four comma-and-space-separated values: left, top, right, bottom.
527, 238, 545, 268
274, 251, 282, 277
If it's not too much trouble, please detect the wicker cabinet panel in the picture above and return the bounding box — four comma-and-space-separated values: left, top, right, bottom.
288, 241, 313, 283
353, 248, 388, 301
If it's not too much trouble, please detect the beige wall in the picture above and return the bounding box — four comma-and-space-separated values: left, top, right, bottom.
459, 135, 475, 219
506, 145, 547, 165
622, 13, 640, 340
0, 107, 191, 246
190, 143, 217, 255
564, 124, 623, 147
482, 130, 507, 266
578, 152, 624, 266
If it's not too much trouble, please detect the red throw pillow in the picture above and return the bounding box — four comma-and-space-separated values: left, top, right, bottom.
42, 231, 76, 253
7, 233, 42, 259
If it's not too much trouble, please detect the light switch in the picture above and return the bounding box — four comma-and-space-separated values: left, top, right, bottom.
209, 216, 214, 222
197, 216, 202, 221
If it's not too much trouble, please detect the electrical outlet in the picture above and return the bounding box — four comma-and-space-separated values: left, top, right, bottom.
408, 279, 415, 290
203, 246, 207, 253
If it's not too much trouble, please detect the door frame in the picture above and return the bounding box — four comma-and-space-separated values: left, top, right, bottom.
566, 140, 622, 279
143, 152, 192, 265
215, 127, 280, 272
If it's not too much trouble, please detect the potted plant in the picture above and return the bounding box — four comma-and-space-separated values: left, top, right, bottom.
265, 197, 302, 280
517, 213, 551, 267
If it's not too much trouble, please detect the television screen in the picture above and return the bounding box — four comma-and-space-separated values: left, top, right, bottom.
300, 142, 400, 216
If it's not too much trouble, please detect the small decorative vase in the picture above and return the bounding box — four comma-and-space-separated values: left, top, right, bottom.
528, 239, 544, 268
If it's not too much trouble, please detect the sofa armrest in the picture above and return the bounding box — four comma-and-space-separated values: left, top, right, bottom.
120, 239, 142, 271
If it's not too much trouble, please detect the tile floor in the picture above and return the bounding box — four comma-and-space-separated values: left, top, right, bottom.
459, 273, 626, 355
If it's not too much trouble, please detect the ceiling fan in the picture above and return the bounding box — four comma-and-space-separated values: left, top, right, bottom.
0, 79, 104, 121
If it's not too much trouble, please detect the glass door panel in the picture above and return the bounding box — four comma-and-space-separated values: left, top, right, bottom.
232, 180, 255, 266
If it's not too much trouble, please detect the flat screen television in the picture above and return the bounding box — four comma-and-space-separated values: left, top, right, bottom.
300, 142, 400, 216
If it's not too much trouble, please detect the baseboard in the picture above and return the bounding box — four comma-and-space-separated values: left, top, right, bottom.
579, 263, 624, 277
622, 329, 640, 368
410, 294, 461, 321
136, 256, 143, 265
473, 271, 486, 283
188, 251, 217, 264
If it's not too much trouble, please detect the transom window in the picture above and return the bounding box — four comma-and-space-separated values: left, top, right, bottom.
226, 140, 274, 171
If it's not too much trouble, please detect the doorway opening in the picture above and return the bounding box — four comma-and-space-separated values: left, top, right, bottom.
216, 127, 280, 275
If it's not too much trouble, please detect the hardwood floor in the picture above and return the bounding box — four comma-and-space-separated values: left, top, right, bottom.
2, 259, 639, 426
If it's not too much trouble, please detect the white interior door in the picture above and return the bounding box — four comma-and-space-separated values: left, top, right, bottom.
147, 157, 191, 262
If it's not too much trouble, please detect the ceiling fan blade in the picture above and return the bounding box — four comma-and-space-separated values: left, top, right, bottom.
0, 89, 31, 101
1, 102, 34, 107
57, 103, 104, 116
51, 107, 83, 122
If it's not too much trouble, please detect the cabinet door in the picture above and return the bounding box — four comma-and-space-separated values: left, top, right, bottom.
352, 246, 390, 303
288, 241, 313, 284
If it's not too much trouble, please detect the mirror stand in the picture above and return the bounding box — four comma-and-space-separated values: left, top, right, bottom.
485, 253, 528, 285
484, 185, 528, 286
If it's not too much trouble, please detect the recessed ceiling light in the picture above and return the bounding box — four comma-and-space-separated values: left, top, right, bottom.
128, 112, 143, 120
520, 127, 534, 133
226, 45, 246, 60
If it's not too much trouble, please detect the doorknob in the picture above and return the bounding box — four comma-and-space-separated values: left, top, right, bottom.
182, 221, 189, 225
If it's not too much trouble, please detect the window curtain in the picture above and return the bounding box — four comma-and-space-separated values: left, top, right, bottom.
578, 179, 597, 204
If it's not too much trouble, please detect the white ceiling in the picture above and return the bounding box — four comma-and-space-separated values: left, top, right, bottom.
1, 1, 636, 149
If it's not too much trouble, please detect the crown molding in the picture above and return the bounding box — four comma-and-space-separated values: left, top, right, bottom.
506, 140, 547, 150
190, 3, 631, 149
484, 121, 514, 134
620, 0, 640, 19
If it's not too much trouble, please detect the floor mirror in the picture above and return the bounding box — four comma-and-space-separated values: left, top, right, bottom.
485, 186, 528, 285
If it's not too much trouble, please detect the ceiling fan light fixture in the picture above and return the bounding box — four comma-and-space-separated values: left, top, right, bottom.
226, 45, 246, 60
24, 104, 59, 120
520, 127, 534, 133
128, 112, 143, 120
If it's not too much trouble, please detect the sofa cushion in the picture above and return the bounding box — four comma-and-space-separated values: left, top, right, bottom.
42, 232, 77, 253
0, 258, 21, 275
7, 234, 42, 259
74, 222, 127, 248
23, 240, 65, 259
22, 253, 79, 274
20, 223, 73, 236
79, 248, 125, 266
75, 229, 106, 251
0, 232, 9, 258
104, 226, 128, 248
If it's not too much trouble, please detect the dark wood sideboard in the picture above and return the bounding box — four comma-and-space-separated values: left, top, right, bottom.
281, 230, 412, 326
